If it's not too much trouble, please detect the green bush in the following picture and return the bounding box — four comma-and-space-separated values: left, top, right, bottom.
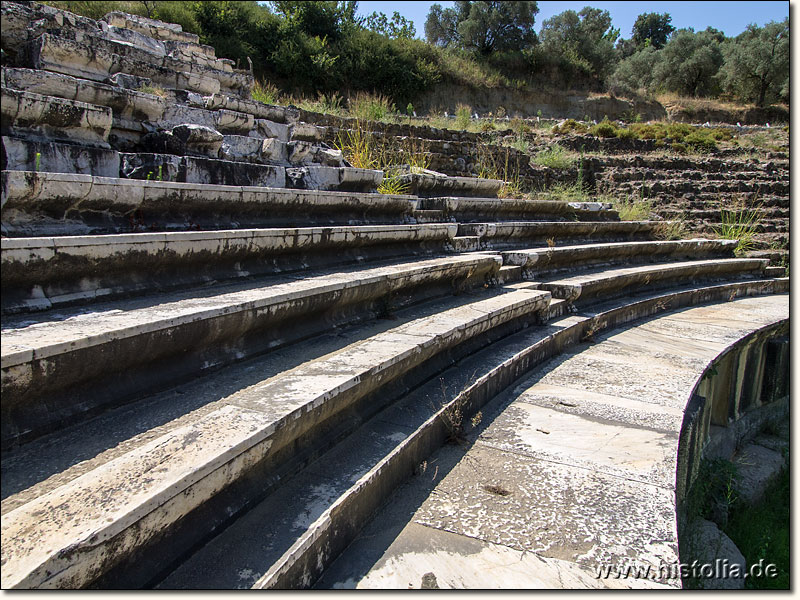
590, 118, 619, 138
552, 119, 588, 134
671, 142, 688, 154
617, 127, 637, 140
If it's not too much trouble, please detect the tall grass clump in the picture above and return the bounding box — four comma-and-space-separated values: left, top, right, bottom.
455, 103, 471, 130
613, 197, 652, 221
714, 203, 762, 255
532, 144, 575, 169
350, 92, 396, 122
251, 80, 280, 105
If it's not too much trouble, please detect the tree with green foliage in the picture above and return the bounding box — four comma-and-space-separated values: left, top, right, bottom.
652, 28, 723, 97
539, 7, 619, 81
425, 1, 539, 55
631, 12, 675, 50
364, 11, 416, 39
719, 19, 789, 106
270, 1, 359, 40
607, 45, 659, 96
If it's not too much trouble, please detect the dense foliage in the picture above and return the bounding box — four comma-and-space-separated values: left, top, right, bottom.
41, 1, 789, 109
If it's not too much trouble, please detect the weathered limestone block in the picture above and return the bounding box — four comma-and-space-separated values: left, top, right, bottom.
214, 109, 254, 134
287, 141, 345, 167
2, 136, 120, 178
160, 104, 216, 130
254, 118, 291, 143
287, 166, 383, 192
172, 124, 224, 157
205, 94, 299, 124
98, 21, 167, 56
688, 519, 746, 589
732, 441, 786, 505
2, 68, 167, 123
29, 33, 223, 96
1, 88, 112, 148
163, 40, 216, 60
120, 152, 181, 182
106, 72, 152, 90
396, 168, 502, 198
101, 11, 200, 44
138, 131, 185, 155
182, 156, 285, 187
219, 135, 288, 164
291, 121, 327, 142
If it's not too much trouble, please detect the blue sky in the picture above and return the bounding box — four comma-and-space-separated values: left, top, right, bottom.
354, 1, 790, 40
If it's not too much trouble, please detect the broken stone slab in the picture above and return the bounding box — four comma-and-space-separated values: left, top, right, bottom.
171, 124, 224, 156
2, 68, 167, 123
97, 20, 167, 56
1, 136, 120, 178
0, 253, 502, 449
687, 519, 746, 589
287, 141, 344, 167
286, 166, 383, 192
214, 109, 255, 134
206, 94, 300, 124
101, 10, 199, 44
534, 258, 769, 303
732, 442, 786, 505
0, 171, 416, 235
395, 168, 503, 198
0, 88, 112, 148
1, 223, 460, 313
291, 121, 327, 142
568, 201, 613, 212
220, 135, 288, 165
160, 103, 217, 130
106, 72, 153, 90
254, 118, 291, 142
501, 239, 740, 274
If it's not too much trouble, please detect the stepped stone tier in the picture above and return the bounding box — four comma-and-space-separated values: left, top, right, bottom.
0, 2, 790, 590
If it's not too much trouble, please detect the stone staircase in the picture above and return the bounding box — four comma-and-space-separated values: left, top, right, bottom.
0, 2, 790, 590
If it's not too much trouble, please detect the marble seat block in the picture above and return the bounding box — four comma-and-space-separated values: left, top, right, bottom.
220, 136, 288, 164
182, 156, 285, 188
101, 10, 200, 44
2, 68, 166, 123
1, 136, 120, 178
1, 88, 112, 148
205, 95, 299, 124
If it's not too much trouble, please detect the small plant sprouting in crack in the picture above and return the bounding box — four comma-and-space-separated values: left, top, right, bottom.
546, 237, 556, 248
483, 484, 511, 496
34, 152, 41, 172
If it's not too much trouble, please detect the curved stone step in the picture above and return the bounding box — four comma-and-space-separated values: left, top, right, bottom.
162, 279, 788, 590
1, 171, 414, 236
502, 239, 738, 274
1, 254, 501, 447
532, 257, 767, 303
419, 197, 619, 222
0, 286, 550, 589
1, 224, 461, 314
457, 220, 659, 247
315, 292, 787, 589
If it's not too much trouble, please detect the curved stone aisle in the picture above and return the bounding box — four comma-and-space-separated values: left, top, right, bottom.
316, 293, 789, 589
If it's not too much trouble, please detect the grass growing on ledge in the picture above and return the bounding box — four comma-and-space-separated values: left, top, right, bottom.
713, 203, 762, 256
532, 144, 576, 169
137, 84, 168, 98
613, 197, 653, 221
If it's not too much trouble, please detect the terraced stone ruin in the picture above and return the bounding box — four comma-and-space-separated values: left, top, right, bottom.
0, 2, 789, 590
